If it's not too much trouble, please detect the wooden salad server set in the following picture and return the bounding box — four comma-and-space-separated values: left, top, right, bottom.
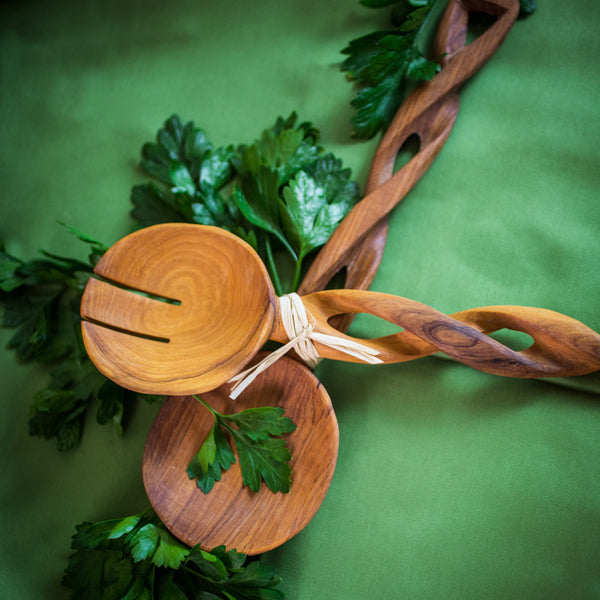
80, 0, 600, 555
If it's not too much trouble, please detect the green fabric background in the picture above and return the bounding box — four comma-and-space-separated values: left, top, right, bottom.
1, 0, 599, 598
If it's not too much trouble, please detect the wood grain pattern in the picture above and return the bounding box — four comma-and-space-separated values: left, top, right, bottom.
299, 0, 521, 332
296, 290, 600, 378
142, 354, 338, 555
81, 223, 277, 395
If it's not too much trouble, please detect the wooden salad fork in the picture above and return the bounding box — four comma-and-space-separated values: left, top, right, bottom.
81, 224, 600, 397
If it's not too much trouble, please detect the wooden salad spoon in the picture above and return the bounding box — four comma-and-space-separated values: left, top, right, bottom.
141, 353, 339, 554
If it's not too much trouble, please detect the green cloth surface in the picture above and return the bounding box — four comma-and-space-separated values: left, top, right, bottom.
1, 0, 599, 598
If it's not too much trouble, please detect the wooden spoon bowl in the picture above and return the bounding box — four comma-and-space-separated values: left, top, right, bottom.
142, 353, 339, 554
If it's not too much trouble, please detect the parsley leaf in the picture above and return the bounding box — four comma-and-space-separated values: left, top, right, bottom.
341, 0, 447, 139
234, 166, 293, 259
187, 422, 236, 494
222, 560, 285, 600
130, 182, 186, 227
230, 431, 294, 494
130, 523, 190, 569
63, 508, 286, 599
132, 114, 244, 233
280, 154, 360, 288
223, 406, 297, 441
234, 113, 321, 186
187, 398, 296, 494
519, 0, 536, 15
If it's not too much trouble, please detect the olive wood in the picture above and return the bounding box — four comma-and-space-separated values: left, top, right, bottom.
298, 291, 600, 379
81, 224, 600, 398
142, 353, 338, 555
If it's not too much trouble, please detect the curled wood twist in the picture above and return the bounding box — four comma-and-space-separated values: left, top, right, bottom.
299, 0, 521, 308
296, 290, 600, 378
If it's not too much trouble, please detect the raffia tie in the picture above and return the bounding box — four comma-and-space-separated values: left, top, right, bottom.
228, 293, 383, 399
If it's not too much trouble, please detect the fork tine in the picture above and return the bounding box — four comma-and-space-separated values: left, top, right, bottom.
81, 320, 230, 394
81, 277, 181, 340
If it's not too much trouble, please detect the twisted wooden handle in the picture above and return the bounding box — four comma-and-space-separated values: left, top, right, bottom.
299, 0, 520, 313
299, 290, 600, 378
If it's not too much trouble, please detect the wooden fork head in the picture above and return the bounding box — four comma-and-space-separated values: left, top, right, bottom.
81, 224, 277, 395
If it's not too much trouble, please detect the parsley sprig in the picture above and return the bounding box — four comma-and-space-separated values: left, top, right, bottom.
187, 396, 297, 494
341, 0, 536, 139
341, 0, 448, 139
0, 228, 162, 450
132, 113, 360, 294
63, 508, 285, 599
